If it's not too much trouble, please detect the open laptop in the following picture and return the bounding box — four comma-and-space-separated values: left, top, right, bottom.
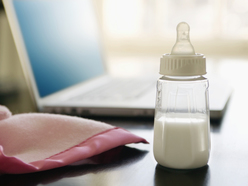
3, 0, 231, 119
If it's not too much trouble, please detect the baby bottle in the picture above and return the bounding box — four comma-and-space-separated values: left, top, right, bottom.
153, 22, 210, 169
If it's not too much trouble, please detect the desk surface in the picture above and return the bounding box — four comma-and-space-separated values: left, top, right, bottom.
1, 57, 248, 186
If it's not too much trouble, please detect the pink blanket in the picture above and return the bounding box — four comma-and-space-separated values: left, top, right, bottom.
0, 105, 148, 174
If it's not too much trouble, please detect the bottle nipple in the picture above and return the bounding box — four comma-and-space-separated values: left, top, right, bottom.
171, 22, 195, 55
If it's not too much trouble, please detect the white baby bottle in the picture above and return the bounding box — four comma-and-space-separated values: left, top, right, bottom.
153, 22, 210, 169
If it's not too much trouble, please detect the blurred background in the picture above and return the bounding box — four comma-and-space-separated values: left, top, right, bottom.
98, 0, 248, 57
0, 0, 248, 113
93, 0, 248, 80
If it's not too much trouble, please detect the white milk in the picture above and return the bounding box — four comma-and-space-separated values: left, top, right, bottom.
153, 114, 210, 169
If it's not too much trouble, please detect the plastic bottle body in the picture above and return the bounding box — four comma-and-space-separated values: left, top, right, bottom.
153, 75, 210, 169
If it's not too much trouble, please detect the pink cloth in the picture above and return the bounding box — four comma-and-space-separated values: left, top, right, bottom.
0, 106, 148, 174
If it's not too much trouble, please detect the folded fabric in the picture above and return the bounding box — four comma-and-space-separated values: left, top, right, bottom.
0, 105, 148, 174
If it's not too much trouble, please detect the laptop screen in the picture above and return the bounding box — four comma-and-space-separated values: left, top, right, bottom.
13, 0, 105, 97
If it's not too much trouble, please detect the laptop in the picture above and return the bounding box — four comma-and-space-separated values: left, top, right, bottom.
3, 0, 231, 119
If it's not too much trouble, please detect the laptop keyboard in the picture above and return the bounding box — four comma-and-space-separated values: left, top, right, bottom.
71, 78, 156, 101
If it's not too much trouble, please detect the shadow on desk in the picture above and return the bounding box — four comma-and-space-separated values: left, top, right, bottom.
155, 164, 210, 186
0, 146, 148, 186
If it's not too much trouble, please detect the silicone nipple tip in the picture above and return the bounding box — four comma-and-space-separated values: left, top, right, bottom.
171, 22, 195, 55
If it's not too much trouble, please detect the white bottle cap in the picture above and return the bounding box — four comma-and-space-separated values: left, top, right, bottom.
160, 22, 206, 76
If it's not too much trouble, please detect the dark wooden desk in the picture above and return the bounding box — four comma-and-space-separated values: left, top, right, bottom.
1, 58, 248, 186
